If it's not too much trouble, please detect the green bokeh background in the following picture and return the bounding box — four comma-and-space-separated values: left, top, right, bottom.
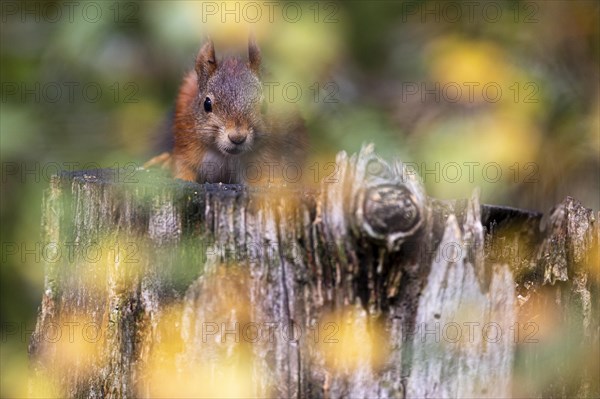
1, 1, 598, 397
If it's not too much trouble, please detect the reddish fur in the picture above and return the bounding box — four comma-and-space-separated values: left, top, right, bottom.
171, 42, 308, 184
173, 71, 205, 182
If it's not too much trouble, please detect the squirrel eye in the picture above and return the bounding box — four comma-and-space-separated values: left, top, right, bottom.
203, 97, 212, 112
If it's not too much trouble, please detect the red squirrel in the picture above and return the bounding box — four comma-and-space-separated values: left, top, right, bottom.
155, 37, 307, 184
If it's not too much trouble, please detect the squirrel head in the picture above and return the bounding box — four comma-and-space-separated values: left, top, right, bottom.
193, 37, 265, 157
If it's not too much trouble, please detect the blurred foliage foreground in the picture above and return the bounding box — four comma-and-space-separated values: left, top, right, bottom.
25, 162, 599, 398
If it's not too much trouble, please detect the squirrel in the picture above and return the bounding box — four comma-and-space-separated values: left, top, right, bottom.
147, 37, 308, 185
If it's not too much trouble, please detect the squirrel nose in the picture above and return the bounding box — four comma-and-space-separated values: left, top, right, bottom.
228, 132, 247, 145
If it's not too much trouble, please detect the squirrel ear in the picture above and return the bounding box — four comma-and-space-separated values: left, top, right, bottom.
195, 39, 217, 83
248, 34, 261, 75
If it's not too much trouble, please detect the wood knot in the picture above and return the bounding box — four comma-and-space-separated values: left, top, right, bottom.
345, 145, 427, 250
356, 182, 424, 250
363, 185, 420, 235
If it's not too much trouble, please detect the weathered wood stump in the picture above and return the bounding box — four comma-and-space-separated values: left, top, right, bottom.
29, 145, 598, 398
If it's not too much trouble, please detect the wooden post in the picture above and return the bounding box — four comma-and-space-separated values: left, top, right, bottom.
29, 145, 598, 398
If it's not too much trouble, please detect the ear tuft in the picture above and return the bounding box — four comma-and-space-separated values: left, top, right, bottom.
248, 34, 261, 75
195, 39, 217, 84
